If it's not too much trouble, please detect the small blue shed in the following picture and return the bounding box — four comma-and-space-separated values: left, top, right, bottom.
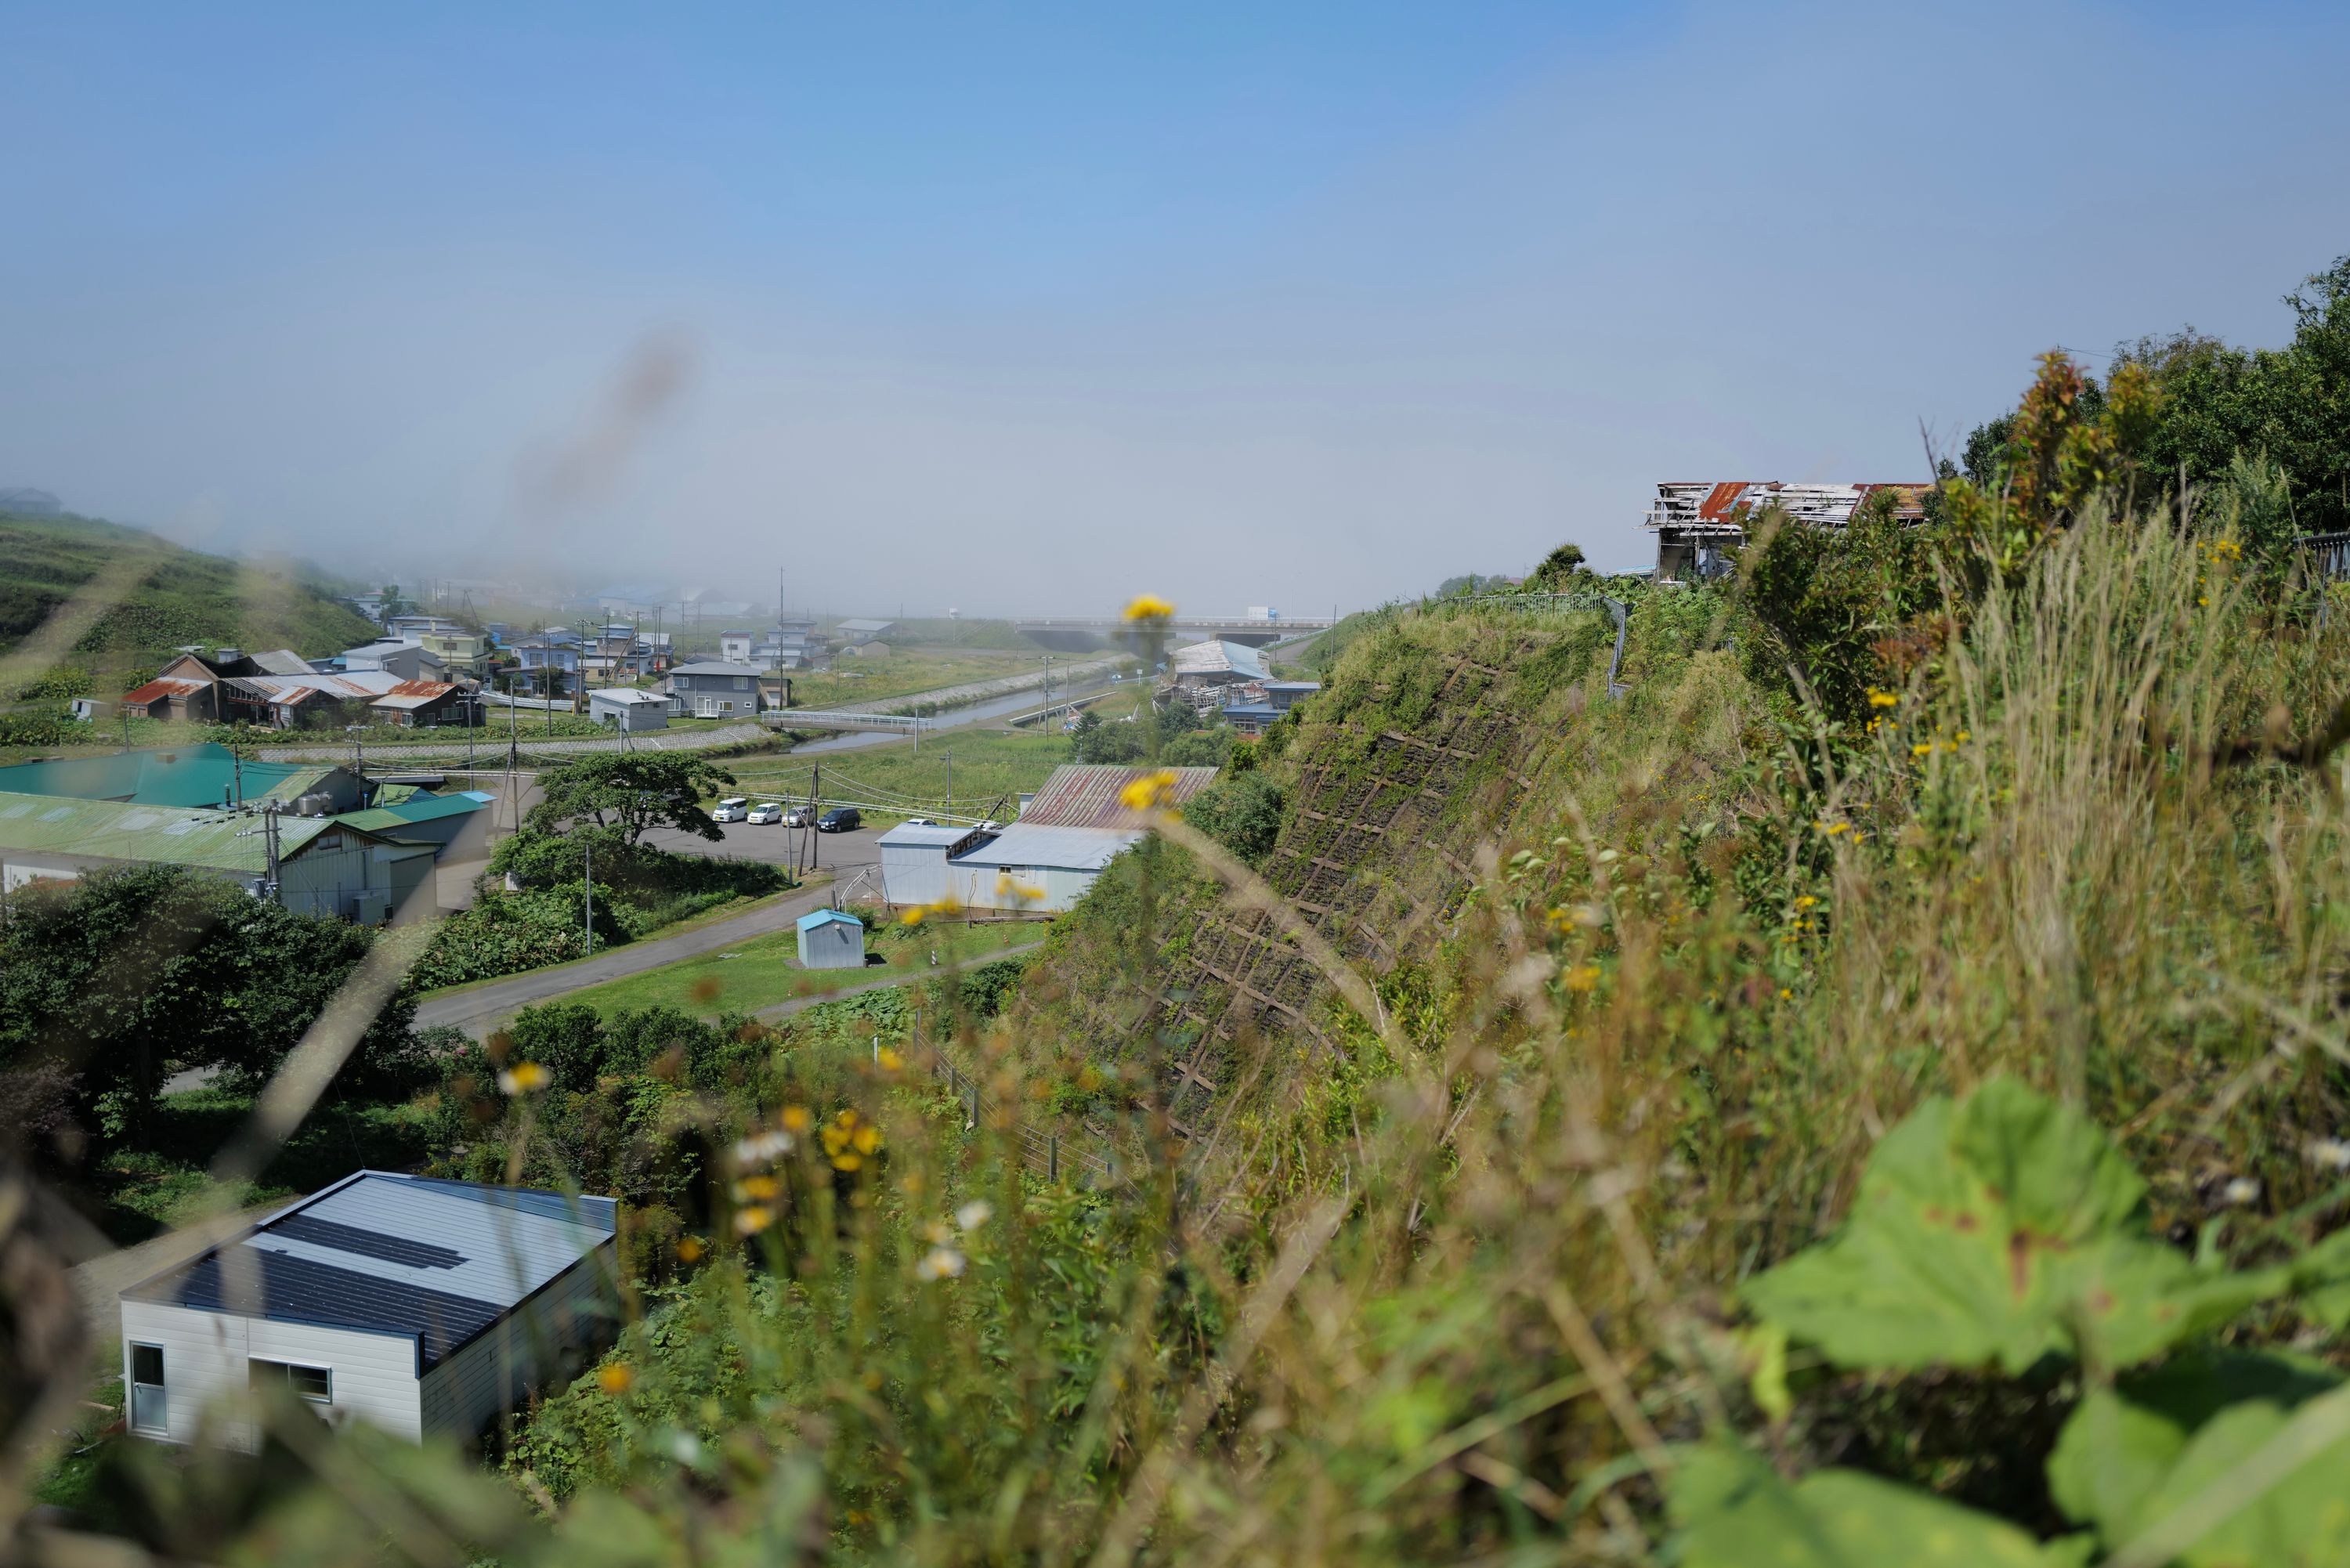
796, 908, 866, 970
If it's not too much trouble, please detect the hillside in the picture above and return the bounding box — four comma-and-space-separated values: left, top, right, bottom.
0, 508, 378, 686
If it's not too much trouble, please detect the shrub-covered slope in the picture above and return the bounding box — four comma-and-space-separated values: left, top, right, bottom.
0, 508, 378, 677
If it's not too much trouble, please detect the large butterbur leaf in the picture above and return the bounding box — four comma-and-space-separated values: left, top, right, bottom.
2047, 1368, 2350, 1565
1668, 1443, 2092, 1567
1741, 1078, 2293, 1374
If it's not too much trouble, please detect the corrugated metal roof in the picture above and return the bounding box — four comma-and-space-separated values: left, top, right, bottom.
1018, 764, 1220, 829
334, 793, 494, 835
1171, 640, 1270, 681
878, 823, 988, 849
246, 649, 316, 675
950, 822, 1143, 871
0, 788, 343, 872
0, 746, 349, 812
121, 677, 208, 704
122, 1172, 615, 1370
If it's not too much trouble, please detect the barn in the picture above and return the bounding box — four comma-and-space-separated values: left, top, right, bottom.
877, 822, 993, 908
120, 1172, 616, 1448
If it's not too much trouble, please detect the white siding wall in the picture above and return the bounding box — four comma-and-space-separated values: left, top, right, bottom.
953, 862, 1091, 913
120, 1301, 421, 1448
880, 842, 951, 907
418, 1245, 614, 1443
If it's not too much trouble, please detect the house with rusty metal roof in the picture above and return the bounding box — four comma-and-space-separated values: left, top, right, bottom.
1643, 481, 1932, 583
938, 764, 1224, 914
1017, 764, 1221, 829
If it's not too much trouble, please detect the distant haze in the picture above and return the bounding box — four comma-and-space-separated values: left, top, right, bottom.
5, 2, 2348, 616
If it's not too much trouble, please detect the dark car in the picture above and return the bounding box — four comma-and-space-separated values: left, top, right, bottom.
817, 806, 862, 833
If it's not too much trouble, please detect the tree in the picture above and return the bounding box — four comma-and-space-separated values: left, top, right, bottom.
0, 864, 416, 1142
1525, 542, 1590, 592
1069, 710, 1144, 764
527, 752, 739, 846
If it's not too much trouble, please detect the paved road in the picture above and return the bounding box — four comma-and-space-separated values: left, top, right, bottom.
412, 822, 887, 1034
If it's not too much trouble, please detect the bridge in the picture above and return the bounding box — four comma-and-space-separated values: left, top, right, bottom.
763, 710, 930, 735
1012, 614, 1339, 652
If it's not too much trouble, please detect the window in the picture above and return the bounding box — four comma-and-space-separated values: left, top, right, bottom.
250, 1359, 332, 1405
128, 1343, 167, 1435
734, 676, 748, 690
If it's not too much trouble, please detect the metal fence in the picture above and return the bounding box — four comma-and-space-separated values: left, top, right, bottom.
931, 1053, 1115, 1187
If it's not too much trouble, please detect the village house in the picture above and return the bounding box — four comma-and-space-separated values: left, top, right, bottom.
663, 660, 765, 718
1643, 481, 1931, 583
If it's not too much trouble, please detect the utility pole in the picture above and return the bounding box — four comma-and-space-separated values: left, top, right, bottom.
232, 744, 244, 811
262, 801, 283, 904
584, 835, 594, 955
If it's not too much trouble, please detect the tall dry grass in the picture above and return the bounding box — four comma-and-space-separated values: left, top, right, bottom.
9, 502, 2350, 1566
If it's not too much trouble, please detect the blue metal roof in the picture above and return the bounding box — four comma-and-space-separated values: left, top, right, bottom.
122, 1172, 616, 1371
797, 908, 864, 931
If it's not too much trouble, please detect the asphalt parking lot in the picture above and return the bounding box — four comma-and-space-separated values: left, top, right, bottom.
639, 816, 885, 891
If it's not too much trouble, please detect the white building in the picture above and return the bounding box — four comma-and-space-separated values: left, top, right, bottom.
120, 1172, 616, 1449
942, 764, 1223, 912
877, 822, 994, 907
588, 688, 671, 732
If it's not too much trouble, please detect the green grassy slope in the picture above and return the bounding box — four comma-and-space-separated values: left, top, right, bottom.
0, 508, 379, 686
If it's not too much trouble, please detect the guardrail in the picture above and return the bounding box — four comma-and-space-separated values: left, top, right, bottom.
765, 710, 933, 734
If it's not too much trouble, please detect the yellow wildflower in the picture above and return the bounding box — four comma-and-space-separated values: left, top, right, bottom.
1819, 821, 1852, 837
497, 1062, 549, 1095
902, 906, 926, 927
1119, 768, 1180, 811
1867, 688, 1900, 709
1778, 988, 1792, 1002
1564, 964, 1602, 992
732, 1174, 780, 1203
1911, 742, 1933, 758
1795, 894, 1818, 909
780, 1105, 812, 1133
1122, 594, 1176, 623
733, 1205, 775, 1236
598, 1362, 634, 1396
675, 1236, 706, 1263
876, 1046, 903, 1071
852, 1122, 883, 1156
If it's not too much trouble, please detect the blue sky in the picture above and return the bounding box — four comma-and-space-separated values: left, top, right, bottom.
4, 2, 2348, 614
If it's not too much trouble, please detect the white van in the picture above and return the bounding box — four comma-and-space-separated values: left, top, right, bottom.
710, 797, 750, 823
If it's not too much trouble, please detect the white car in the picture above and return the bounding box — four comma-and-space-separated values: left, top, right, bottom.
976, 819, 1003, 832
710, 797, 750, 823
904, 817, 937, 826
783, 804, 814, 828
747, 802, 784, 825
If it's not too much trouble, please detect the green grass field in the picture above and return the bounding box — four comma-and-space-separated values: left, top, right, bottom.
546, 916, 1042, 1020
780, 647, 1045, 710
727, 689, 1145, 821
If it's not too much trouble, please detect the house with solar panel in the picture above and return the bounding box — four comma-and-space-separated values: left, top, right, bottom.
119, 1172, 617, 1447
